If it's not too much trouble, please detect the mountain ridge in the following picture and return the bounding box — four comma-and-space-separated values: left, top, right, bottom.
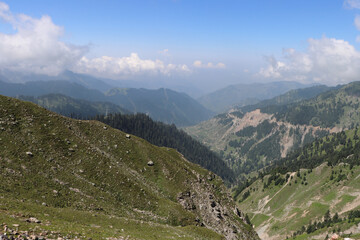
197, 81, 310, 113
0, 80, 214, 126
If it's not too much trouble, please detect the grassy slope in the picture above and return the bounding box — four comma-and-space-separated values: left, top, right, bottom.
236, 164, 360, 239
0, 95, 258, 239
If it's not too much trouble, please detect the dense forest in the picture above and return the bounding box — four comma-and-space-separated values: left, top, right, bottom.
94, 113, 236, 183
273, 128, 360, 174
258, 82, 360, 128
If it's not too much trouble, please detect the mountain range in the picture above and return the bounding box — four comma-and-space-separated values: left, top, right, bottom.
0, 80, 214, 127
197, 81, 310, 113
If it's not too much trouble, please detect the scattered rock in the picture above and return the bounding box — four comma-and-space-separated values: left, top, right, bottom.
147, 161, 154, 166
26, 152, 33, 157
26, 217, 41, 223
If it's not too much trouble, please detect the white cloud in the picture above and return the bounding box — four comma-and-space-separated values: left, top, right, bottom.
193, 60, 226, 69
75, 53, 190, 78
0, 2, 190, 78
344, 0, 360, 9
0, 2, 88, 75
259, 37, 360, 85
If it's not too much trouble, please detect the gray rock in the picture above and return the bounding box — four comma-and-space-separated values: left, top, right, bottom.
147, 161, 154, 166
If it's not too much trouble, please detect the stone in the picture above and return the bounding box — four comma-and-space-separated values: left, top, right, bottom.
26, 152, 33, 157
147, 161, 154, 166
331, 234, 339, 240
27, 217, 41, 223
126, 134, 131, 139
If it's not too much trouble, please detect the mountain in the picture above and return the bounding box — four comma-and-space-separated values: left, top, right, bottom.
0, 80, 107, 101
197, 81, 310, 113
0, 80, 214, 126
19, 94, 131, 118
185, 84, 355, 175
105, 88, 214, 126
235, 128, 360, 239
94, 113, 235, 183
0, 94, 259, 239
0, 70, 114, 92
240, 84, 335, 113
260, 81, 360, 129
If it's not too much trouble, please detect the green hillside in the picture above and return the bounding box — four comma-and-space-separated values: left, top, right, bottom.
235, 128, 360, 239
261, 81, 360, 129
95, 113, 235, 183
19, 94, 131, 118
0, 95, 258, 239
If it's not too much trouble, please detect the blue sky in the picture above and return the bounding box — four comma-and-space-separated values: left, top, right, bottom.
1, 0, 360, 93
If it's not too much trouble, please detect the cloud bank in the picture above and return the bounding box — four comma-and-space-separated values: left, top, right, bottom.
259, 37, 360, 85
75, 53, 190, 78
0, 2, 192, 78
193, 60, 226, 69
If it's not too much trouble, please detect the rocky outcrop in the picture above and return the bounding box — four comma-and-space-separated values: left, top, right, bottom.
177, 173, 259, 240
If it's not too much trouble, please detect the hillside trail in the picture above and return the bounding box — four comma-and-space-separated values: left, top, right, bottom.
253, 172, 296, 216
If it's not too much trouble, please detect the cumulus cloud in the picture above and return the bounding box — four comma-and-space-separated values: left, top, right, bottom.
75, 53, 190, 78
259, 37, 360, 85
0, 2, 88, 75
193, 60, 226, 69
0, 2, 190, 78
